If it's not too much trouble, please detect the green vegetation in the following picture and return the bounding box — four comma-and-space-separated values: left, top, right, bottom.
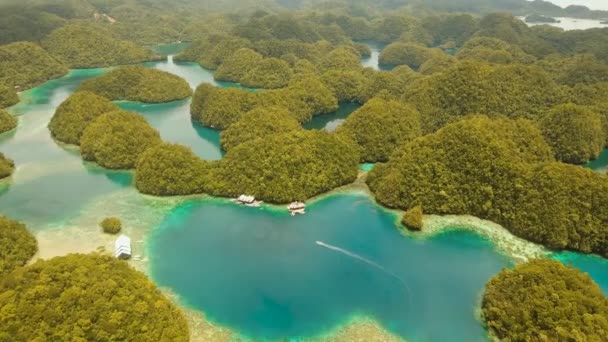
539, 104, 605, 164
80, 110, 161, 169
482, 259, 608, 341
525, 14, 559, 23
206, 130, 359, 203
404, 62, 565, 132
48, 91, 118, 145
0, 253, 189, 341
136, 131, 359, 203
214, 48, 263, 83
0, 216, 37, 275
368, 116, 608, 256
379, 42, 444, 70
78, 66, 192, 103
0, 152, 15, 179
401, 206, 423, 231
0, 41, 67, 89
455, 37, 535, 64
100, 217, 122, 234
0, 109, 17, 134
41, 24, 157, 68
336, 98, 421, 162
321, 70, 366, 103
220, 106, 301, 151
0, 83, 18, 108
241, 58, 293, 89
135, 143, 208, 196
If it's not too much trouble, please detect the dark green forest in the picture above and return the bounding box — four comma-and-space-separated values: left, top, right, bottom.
0, 153, 15, 180
0, 110, 17, 135
482, 259, 608, 341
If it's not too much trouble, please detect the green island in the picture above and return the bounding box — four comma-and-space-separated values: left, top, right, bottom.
0, 216, 37, 275
0, 109, 17, 134
77, 66, 192, 103
1, 0, 608, 341
482, 259, 608, 341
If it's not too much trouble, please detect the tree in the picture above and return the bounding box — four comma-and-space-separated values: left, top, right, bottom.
77, 66, 192, 103
42, 24, 156, 68
214, 48, 263, 83
321, 70, 367, 103
80, 110, 161, 169
455, 37, 536, 64
0, 152, 14, 179
336, 98, 421, 162
379, 42, 445, 70
0, 41, 68, 89
241, 58, 293, 89
220, 106, 301, 151
539, 103, 605, 164
100, 217, 122, 234
482, 259, 608, 341
0, 216, 37, 275
0, 254, 190, 341
0, 109, 17, 134
402, 206, 423, 231
0, 82, 18, 108
48, 91, 118, 145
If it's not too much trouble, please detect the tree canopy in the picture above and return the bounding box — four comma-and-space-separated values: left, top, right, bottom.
0, 83, 19, 108
220, 106, 301, 151
80, 110, 161, 169
77, 66, 192, 103
0, 216, 37, 276
379, 42, 445, 70
0, 41, 68, 89
41, 24, 157, 68
241, 57, 293, 89
214, 48, 263, 83
0, 253, 189, 341
482, 259, 608, 341
0, 109, 17, 134
0, 152, 15, 179
336, 98, 421, 162
539, 104, 605, 164
48, 91, 118, 145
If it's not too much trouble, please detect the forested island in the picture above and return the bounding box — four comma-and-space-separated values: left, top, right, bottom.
525, 14, 560, 23
1, 0, 608, 341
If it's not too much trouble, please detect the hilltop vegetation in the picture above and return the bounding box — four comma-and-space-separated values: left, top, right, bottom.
41, 24, 156, 68
482, 259, 608, 341
48, 91, 118, 145
0, 110, 17, 134
0, 83, 18, 108
220, 106, 301, 151
78, 66, 192, 103
0, 216, 37, 275
80, 110, 161, 169
368, 116, 608, 256
136, 131, 359, 203
336, 98, 421, 162
0, 253, 189, 341
0, 152, 15, 179
0, 41, 67, 89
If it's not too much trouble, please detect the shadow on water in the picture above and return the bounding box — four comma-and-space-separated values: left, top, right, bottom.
303, 102, 361, 131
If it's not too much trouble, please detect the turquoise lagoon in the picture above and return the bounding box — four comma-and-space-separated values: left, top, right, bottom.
1, 45, 607, 341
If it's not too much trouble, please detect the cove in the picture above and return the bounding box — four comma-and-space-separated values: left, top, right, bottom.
148, 192, 510, 341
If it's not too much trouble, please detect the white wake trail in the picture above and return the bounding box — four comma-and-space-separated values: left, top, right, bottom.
315, 240, 412, 296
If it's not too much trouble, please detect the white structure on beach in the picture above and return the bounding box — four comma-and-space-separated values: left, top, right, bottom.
115, 235, 132, 259
237, 194, 255, 204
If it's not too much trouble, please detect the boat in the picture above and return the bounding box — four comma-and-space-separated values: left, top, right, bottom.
236, 194, 256, 204
288, 201, 306, 216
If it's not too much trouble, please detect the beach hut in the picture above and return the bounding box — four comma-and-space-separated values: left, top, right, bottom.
115, 235, 132, 259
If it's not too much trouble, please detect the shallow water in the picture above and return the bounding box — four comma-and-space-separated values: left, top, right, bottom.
586, 148, 608, 172
519, 16, 608, 30
303, 102, 360, 131
148, 193, 510, 341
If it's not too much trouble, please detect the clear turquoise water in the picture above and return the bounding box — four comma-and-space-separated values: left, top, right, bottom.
553, 252, 608, 295
586, 148, 608, 172
303, 102, 360, 131
148, 193, 510, 341
360, 163, 375, 172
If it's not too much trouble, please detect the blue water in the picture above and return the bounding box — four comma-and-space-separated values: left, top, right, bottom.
303, 102, 360, 131
148, 193, 510, 341
553, 252, 608, 295
586, 148, 608, 172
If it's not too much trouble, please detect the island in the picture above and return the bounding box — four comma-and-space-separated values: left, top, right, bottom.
77, 66, 192, 103
0, 109, 17, 134
0, 216, 37, 275
482, 259, 608, 341
0, 41, 68, 89
525, 14, 561, 23
0, 152, 14, 180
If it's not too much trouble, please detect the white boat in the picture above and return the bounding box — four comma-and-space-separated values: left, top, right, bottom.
287, 201, 306, 211
236, 194, 256, 204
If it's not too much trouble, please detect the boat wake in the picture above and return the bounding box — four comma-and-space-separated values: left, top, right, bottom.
315, 240, 413, 310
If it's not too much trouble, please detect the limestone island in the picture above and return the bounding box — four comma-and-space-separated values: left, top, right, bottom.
78, 65, 192, 103
525, 14, 560, 23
